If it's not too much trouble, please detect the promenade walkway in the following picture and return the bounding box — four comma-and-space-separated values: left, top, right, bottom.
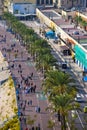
0, 22, 61, 130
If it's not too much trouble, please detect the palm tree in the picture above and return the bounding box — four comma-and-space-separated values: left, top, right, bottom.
30, 39, 53, 71
50, 94, 80, 130
47, 120, 55, 128
43, 70, 77, 97
42, 70, 77, 124
39, 53, 57, 73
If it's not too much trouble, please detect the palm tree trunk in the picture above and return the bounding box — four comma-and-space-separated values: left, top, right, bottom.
57, 110, 61, 121
61, 115, 66, 130
63, 115, 66, 130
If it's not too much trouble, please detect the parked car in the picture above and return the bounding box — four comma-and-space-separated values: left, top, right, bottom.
83, 106, 87, 113
73, 31, 79, 35
75, 94, 84, 103
53, 39, 58, 43
71, 110, 77, 118
62, 63, 67, 69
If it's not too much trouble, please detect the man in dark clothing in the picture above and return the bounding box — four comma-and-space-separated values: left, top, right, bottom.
32, 126, 34, 130
38, 107, 41, 113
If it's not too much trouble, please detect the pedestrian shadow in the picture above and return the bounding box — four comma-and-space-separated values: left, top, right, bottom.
0, 78, 8, 85
40, 112, 49, 114
8, 59, 27, 62
24, 109, 33, 112
0, 68, 9, 72
28, 105, 37, 108
32, 76, 39, 80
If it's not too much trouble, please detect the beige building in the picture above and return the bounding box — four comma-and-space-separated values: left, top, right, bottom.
12, 0, 36, 4
53, 0, 84, 9
12, 0, 53, 4
4, 0, 53, 6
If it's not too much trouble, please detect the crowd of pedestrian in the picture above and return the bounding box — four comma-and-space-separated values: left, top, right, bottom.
0, 28, 41, 130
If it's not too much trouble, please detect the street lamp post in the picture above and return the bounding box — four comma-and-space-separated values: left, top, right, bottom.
28, 5, 29, 14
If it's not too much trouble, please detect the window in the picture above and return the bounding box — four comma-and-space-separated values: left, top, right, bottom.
56, 0, 58, 3
46, 0, 49, 4
83, 71, 87, 76
41, 0, 44, 4
50, 0, 53, 4
61, 0, 64, 5
37, 0, 40, 5
80, 0, 82, 4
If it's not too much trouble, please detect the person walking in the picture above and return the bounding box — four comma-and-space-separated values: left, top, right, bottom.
38, 107, 41, 113
25, 127, 28, 130
35, 106, 38, 112
31, 126, 34, 130
31, 72, 33, 77
29, 100, 32, 105
35, 106, 41, 113
33, 85, 36, 93
17, 95, 20, 101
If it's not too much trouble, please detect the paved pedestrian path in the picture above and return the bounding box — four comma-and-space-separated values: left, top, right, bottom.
0, 23, 61, 130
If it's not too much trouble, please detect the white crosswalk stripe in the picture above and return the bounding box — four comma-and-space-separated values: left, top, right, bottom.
77, 93, 87, 98
80, 94, 84, 98
85, 94, 87, 98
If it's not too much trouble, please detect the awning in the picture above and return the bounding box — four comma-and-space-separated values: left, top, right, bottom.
67, 38, 76, 44
60, 45, 69, 51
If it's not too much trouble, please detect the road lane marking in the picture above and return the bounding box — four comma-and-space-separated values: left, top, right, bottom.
80, 94, 84, 98
76, 111, 84, 129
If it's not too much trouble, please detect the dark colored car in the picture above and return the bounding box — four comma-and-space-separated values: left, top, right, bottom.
62, 63, 67, 69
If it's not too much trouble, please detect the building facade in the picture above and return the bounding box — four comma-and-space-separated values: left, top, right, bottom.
53, 0, 86, 9
12, 0, 53, 5
36, 8, 87, 70
36, 0, 53, 5
12, 0, 36, 4
13, 3, 36, 14
4, 0, 54, 14
4, 0, 36, 11
4, 0, 87, 13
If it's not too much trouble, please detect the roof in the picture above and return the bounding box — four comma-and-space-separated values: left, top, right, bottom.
42, 10, 61, 19
46, 30, 54, 34
41, 9, 87, 51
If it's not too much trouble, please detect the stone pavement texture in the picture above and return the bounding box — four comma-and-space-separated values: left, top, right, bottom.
0, 22, 61, 130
